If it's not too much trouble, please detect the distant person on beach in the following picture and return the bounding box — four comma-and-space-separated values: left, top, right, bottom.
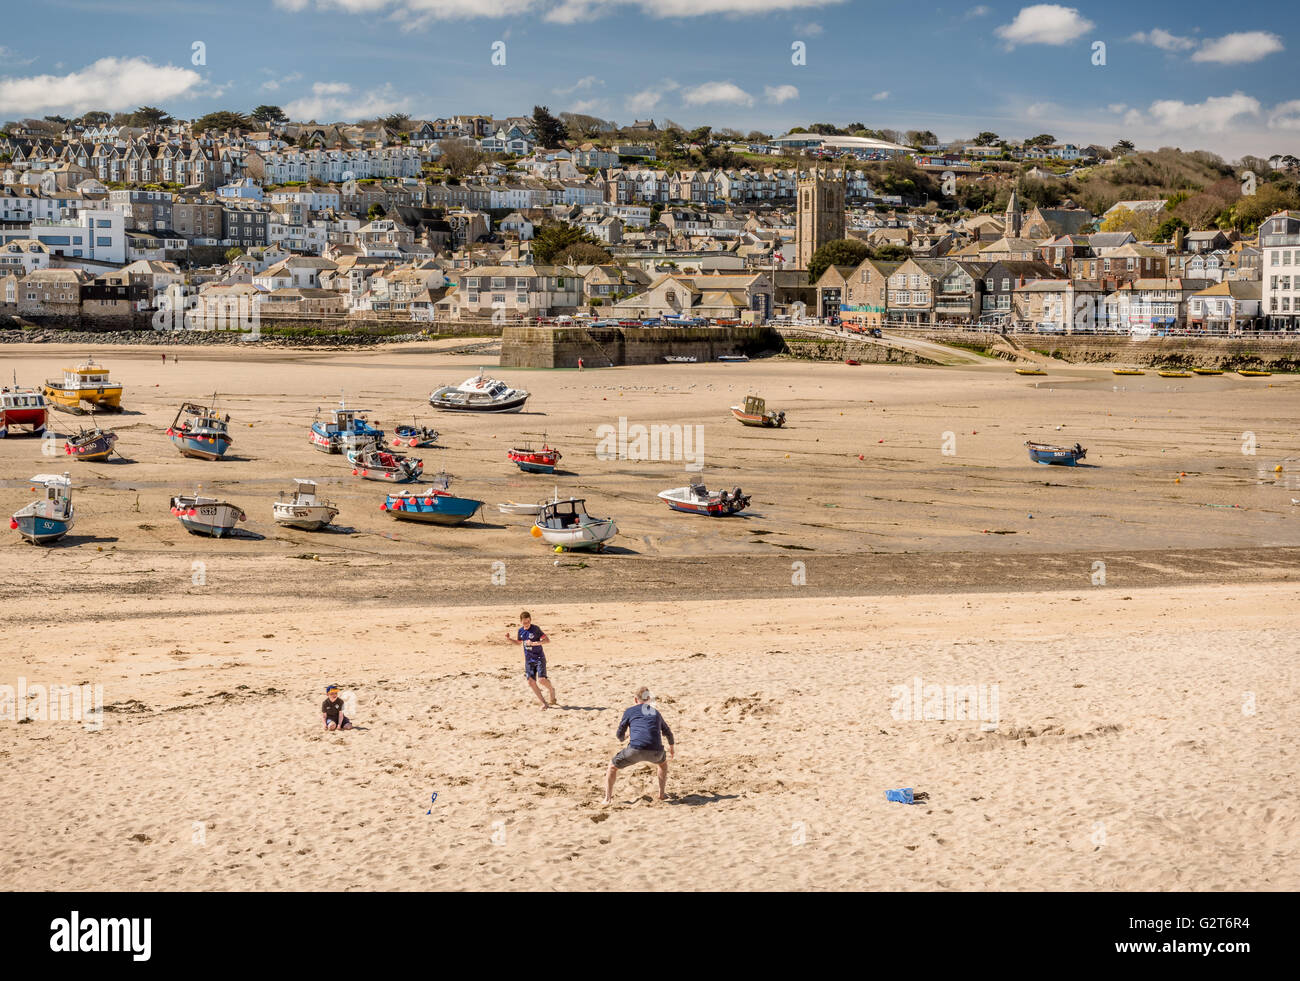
321, 685, 353, 731
604, 687, 674, 803
160, 353, 166, 365
507, 611, 556, 709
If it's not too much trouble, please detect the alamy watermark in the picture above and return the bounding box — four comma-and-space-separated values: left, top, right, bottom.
1, 677, 103, 731
595, 417, 704, 470
889, 676, 999, 731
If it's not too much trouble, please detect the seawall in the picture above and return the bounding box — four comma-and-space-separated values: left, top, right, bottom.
500, 324, 784, 368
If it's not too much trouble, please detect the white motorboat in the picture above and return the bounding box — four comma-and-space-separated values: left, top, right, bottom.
429, 369, 529, 413
658, 482, 751, 516
531, 498, 617, 552
273, 479, 339, 531
170, 494, 246, 538
11, 473, 75, 544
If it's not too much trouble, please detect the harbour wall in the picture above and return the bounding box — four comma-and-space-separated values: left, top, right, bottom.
499, 325, 784, 368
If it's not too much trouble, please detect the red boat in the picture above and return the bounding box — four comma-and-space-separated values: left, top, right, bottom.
845, 358, 861, 365
0, 387, 50, 436
507, 439, 562, 475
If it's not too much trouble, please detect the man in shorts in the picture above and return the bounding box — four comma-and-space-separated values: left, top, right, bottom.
506, 611, 556, 709
604, 686, 675, 803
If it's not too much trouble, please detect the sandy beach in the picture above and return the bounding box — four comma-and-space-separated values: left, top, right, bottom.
2, 343, 1297, 890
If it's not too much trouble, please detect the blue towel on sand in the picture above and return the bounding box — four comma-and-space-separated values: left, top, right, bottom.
885, 788, 914, 804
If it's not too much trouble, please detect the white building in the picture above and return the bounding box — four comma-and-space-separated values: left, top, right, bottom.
1260, 211, 1300, 329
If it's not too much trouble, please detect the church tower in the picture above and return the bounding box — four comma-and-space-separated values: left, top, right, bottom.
795, 166, 846, 269
1005, 187, 1023, 238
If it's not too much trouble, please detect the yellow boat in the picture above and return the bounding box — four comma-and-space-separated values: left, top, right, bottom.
1157, 370, 1192, 378
1113, 368, 1146, 376
1015, 367, 1048, 376
42, 356, 123, 411
1237, 370, 1272, 377
1192, 368, 1223, 375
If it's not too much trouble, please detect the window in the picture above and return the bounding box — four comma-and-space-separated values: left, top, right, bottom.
1001, 279, 1010, 291
465, 277, 479, 288
985, 278, 993, 291
492, 294, 505, 304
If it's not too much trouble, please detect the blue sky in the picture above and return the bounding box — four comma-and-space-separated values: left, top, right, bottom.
0, 1, 1296, 158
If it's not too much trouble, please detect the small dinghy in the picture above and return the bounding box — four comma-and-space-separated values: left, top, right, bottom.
664, 355, 698, 363
273, 479, 339, 531
1025, 441, 1086, 466
730, 393, 786, 428
348, 439, 423, 483
507, 434, 562, 474
717, 354, 749, 363
170, 494, 246, 537
168, 397, 232, 460
1157, 370, 1193, 378
658, 482, 751, 516
64, 419, 118, 461
1015, 367, 1047, 376
1112, 368, 1145, 376
1237, 369, 1272, 377
1192, 368, 1223, 375
532, 498, 618, 552
383, 473, 483, 526
11, 473, 75, 544
392, 421, 439, 448
498, 501, 545, 516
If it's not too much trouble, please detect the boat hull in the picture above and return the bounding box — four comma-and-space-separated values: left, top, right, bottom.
171, 498, 244, 537
66, 433, 117, 461
536, 520, 618, 551
170, 433, 232, 460
43, 385, 123, 410
429, 394, 528, 413
385, 495, 482, 525
731, 409, 783, 428
1026, 447, 1085, 466
0, 406, 49, 431
13, 513, 74, 544
272, 504, 339, 531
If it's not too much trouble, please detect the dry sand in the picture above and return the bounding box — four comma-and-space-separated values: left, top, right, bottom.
1, 343, 1297, 890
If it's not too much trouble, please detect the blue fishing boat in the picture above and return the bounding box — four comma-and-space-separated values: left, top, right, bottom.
310, 399, 384, 453
392, 421, 439, 448
382, 473, 482, 526
1025, 441, 1086, 466
10, 472, 76, 544
168, 397, 232, 460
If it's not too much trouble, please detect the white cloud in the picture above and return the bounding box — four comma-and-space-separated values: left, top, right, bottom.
1126, 92, 1262, 133
275, 0, 845, 25
0, 46, 37, 67
568, 98, 607, 114
799, 21, 824, 35
682, 81, 754, 108
1191, 31, 1284, 64
1267, 100, 1300, 131
764, 84, 798, 105
261, 71, 304, 92
0, 57, 202, 115
555, 75, 603, 95
994, 5, 1094, 48
1129, 28, 1196, 52
1025, 101, 1059, 120
1106, 103, 1127, 114
284, 81, 411, 121
965, 4, 990, 17
872, 90, 890, 101
625, 81, 677, 115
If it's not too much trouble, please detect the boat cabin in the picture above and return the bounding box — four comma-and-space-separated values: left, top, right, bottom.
540, 498, 589, 528
742, 395, 767, 415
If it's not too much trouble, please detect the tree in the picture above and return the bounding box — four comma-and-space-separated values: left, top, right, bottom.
80, 110, 111, 126
531, 222, 605, 264
193, 110, 250, 132
973, 131, 1000, 146
380, 112, 412, 132
1113, 139, 1135, 155
366, 203, 386, 220
1099, 206, 1158, 238
1024, 133, 1056, 147
130, 106, 172, 127
688, 126, 713, 145
806, 238, 873, 284
437, 140, 484, 178
873, 244, 911, 262
251, 105, 288, 125
554, 241, 613, 266
531, 105, 567, 148
745, 130, 771, 143
906, 129, 938, 147
224, 247, 244, 262
1153, 216, 1189, 243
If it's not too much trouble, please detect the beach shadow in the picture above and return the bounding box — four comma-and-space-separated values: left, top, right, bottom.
594, 544, 640, 555
56, 534, 121, 546
555, 704, 609, 712
669, 792, 740, 807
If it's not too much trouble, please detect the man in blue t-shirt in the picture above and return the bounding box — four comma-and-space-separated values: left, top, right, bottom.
506, 610, 557, 709
604, 686, 675, 803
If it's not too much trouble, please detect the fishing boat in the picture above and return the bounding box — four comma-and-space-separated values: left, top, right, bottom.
717, 354, 750, 363
531, 498, 618, 552
1112, 368, 1145, 376
1238, 369, 1273, 377
42, 356, 123, 412
168, 398, 233, 460
1025, 441, 1087, 466
383, 473, 483, 526
348, 441, 423, 483
0, 384, 50, 435
663, 355, 698, 363
169, 493, 246, 537
1015, 367, 1048, 376
272, 479, 339, 531
428, 369, 529, 413
1192, 368, 1224, 375
730, 394, 786, 428
658, 482, 751, 517
392, 421, 439, 448
507, 435, 562, 474
64, 420, 118, 461
10, 473, 75, 544
1157, 369, 1193, 378
310, 400, 385, 454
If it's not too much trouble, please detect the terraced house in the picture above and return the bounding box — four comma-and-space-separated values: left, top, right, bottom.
448, 265, 581, 318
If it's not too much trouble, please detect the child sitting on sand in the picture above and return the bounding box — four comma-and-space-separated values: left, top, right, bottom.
321, 685, 353, 731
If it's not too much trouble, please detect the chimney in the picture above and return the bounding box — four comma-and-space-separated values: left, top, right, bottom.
1173, 225, 1186, 252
